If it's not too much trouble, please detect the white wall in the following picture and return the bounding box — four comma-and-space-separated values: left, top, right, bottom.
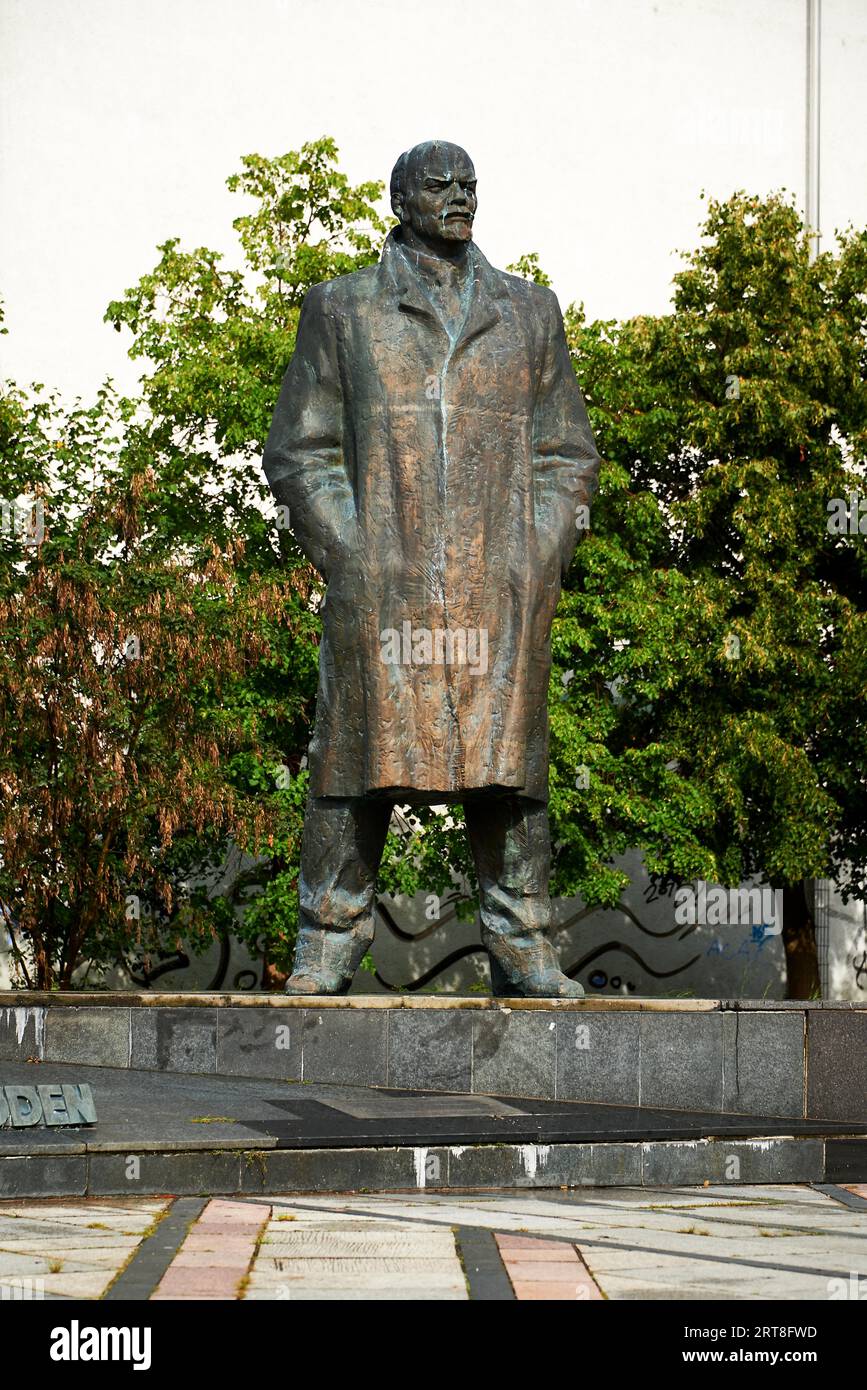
1, 0, 866, 402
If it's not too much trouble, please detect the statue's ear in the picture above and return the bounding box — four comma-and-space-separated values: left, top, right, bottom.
391, 193, 406, 222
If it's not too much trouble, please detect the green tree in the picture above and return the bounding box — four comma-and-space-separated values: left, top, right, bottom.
105, 145, 867, 999
103, 139, 390, 984
0, 367, 299, 988
549, 192, 867, 997
106, 138, 388, 453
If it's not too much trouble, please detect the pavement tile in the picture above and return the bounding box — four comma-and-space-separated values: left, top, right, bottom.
2, 1185, 864, 1301
200, 1201, 269, 1223
0, 1217, 147, 1228
0, 1199, 162, 1301
183, 1232, 260, 1247
36, 1272, 118, 1297
156, 1266, 242, 1295
256, 1256, 461, 1276
244, 1209, 467, 1300
0, 1251, 57, 1273
180, 1239, 252, 1251
510, 1281, 591, 1299
495, 1231, 604, 1300
1, 1246, 145, 1271
251, 1270, 465, 1291
171, 1250, 257, 1269
495, 1239, 576, 1260
243, 1286, 464, 1301
503, 1259, 583, 1280
150, 1284, 234, 1295
0, 1233, 133, 1249
260, 1234, 453, 1256
151, 1197, 270, 1301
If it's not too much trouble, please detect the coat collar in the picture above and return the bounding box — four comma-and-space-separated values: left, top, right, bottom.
380, 227, 507, 350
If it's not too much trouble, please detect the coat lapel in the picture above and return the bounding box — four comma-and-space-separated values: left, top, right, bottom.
379, 230, 506, 351
381, 229, 439, 325
452, 244, 506, 354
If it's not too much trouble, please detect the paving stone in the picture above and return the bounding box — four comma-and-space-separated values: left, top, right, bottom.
243, 1284, 465, 1300
184, 1221, 259, 1237
555, 1011, 639, 1105
171, 1249, 255, 1268
0, 1229, 133, 1247
103, 1196, 201, 1301
36, 1271, 119, 1298
43, 1007, 130, 1068
243, 1206, 467, 1300
154, 1265, 242, 1297
0, 1208, 155, 1230
217, 1009, 302, 1081
256, 1256, 460, 1277
0, 1249, 137, 1273
510, 1280, 589, 1299
181, 1236, 258, 1256
471, 1011, 556, 1099
153, 1293, 235, 1301
256, 1188, 867, 1301
249, 1264, 465, 1290
184, 1218, 261, 1237
388, 1009, 472, 1092
495, 1231, 603, 1300
160, 1194, 269, 1303
202, 1198, 270, 1223
259, 1232, 454, 1257
502, 1259, 580, 1280
0, 1251, 57, 1274
495, 1242, 577, 1260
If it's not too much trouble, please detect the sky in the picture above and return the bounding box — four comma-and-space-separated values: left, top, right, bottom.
1, 0, 866, 402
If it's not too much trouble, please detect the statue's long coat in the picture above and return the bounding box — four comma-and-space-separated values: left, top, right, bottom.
263, 229, 600, 802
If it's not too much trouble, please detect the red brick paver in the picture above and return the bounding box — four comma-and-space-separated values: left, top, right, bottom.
495, 1233, 603, 1301
151, 1199, 271, 1301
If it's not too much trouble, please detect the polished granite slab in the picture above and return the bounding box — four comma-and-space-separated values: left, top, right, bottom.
1, 1061, 865, 1155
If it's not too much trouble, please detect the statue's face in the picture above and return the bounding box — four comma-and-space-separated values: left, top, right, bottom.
401, 144, 477, 246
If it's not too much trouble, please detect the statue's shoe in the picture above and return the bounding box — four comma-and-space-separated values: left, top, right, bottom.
493, 970, 585, 999
284, 971, 351, 996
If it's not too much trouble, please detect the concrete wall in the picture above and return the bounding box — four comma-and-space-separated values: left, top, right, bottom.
4, 851, 864, 999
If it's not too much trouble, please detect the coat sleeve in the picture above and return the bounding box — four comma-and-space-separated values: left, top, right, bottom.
532, 287, 601, 580
262, 282, 356, 581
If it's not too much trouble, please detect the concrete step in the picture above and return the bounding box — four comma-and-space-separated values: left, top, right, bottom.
3, 992, 865, 1124
0, 1060, 864, 1196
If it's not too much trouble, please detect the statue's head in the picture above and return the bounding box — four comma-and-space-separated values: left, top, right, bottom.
390, 141, 477, 251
